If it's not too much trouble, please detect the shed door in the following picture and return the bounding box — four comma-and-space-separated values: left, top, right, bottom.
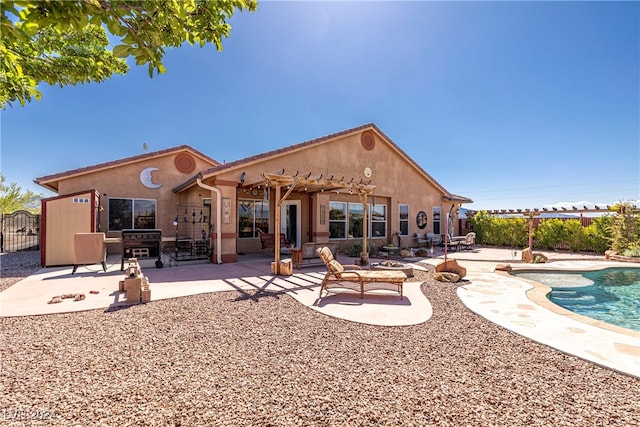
44, 195, 94, 266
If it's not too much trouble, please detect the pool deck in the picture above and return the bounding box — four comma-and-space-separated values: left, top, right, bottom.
441, 252, 640, 379
1, 247, 639, 378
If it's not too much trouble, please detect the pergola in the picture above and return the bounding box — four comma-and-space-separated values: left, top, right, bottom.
477, 205, 631, 249
240, 171, 376, 274
483, 206, 620, 216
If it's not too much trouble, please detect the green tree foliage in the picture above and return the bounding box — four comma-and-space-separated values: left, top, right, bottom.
1, 0, 257, 107
609, 202, 640, 256
468, 211, 528, 247
535, 219, 568, 250
470, 209, 637, 255
0, 174, 41, 213
583, 218, 610, 254
1, 24, 128, 106
467, 210, 491, 243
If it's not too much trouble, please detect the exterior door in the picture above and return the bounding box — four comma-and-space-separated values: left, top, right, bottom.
280, 200, 301, 248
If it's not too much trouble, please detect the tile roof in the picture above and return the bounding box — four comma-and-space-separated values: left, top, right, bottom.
35, 145, 218, 192
174, 123, 471, 203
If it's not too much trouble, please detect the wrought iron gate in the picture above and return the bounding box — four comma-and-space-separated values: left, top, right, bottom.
1, 210, 40, 252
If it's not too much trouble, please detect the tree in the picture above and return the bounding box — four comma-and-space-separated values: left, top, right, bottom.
609, 202, 640, 256
0, 174, 41, 213
1, 0, 257, 108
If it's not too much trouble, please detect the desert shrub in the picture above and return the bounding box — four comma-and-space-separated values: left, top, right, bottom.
563, 219, 586, 251
468, 211, 492, 243
469, 208, 636, 254
535, 219, 566, 250
347, 241, 376, 257
623, 247, 640, 257
610, 203, 640, 254
415, 248, 428, 257
583, 223, 610, 253
499, 217, 529, 247
469, 212, 527, 247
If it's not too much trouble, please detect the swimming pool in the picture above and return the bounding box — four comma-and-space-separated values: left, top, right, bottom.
513, 268, 640, 332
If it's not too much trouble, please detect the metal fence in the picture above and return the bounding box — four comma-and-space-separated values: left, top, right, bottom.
1, 210, 40, 252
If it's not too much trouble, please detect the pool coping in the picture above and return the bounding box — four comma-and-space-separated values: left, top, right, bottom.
456, 259, 640, 378
501, 266, 640, 339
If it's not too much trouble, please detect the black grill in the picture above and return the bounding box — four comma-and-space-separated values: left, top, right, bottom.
120, 229, 163, 270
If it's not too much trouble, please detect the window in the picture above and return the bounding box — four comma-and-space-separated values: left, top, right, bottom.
329, 202, 347, 239
371, 204, 387, 237
238, 199, 269, 238
433, 206, 441, 235
348, 202, 365, 238
329, 201, 387, 239
399, 204, 409, 236
108, 198, 156, 231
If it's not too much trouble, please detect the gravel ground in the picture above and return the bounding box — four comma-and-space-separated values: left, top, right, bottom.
1, 251, 41, 292
1, 252, 639, 426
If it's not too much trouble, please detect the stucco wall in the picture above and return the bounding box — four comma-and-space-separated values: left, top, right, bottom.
41, 128, 465, 262
55, 151, 216, 239
213, 129, 459, 252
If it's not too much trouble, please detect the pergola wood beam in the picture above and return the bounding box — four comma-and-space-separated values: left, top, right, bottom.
242, 171, 377, 273
241, 172, 376, 195
480, 207, 625, 216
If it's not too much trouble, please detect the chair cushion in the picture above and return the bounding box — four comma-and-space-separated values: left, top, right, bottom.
317, 246, 335, 264
74, 233, 106, 264
327, 259, 344, 273
358, 270, 406, 282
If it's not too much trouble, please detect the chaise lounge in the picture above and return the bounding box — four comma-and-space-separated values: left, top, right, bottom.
316, 246, 407, 299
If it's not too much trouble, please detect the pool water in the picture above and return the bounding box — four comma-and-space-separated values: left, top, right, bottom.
513, 268, 640, 332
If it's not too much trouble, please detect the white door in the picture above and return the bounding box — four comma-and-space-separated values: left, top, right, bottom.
280, 200, 301, 248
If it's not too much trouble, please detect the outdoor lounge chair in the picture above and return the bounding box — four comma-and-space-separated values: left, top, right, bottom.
316, 246, 407, 299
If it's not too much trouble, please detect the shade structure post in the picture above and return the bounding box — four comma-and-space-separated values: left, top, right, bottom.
274, 185, 281, 274
248, 171, 377, 271
360, 191, 369, 266
444, 234, 448, 263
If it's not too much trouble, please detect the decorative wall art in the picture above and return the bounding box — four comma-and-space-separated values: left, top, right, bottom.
222, 198, 232, 224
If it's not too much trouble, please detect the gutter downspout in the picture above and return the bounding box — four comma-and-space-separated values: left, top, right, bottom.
196, 178, 222, 264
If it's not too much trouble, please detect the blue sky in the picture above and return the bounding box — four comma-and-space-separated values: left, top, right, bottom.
2, 1, 638, 211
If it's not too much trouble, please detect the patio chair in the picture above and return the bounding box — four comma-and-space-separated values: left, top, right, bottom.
258, 232, 288, 250
316, 246, 407, 299
426, 232, 442, 246
72, 232, 107, 274
461, 232, 476, 250
415, 233, 429, 247
443, 234, 460, 251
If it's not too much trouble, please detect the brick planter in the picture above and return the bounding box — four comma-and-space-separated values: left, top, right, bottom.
604, 250, 640, 263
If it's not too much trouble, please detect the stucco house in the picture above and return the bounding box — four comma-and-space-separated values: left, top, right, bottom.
35, 123, 471, 266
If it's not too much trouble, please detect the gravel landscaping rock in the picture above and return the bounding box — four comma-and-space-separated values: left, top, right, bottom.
1, 253, 638, 426
1, 251, 40, 292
